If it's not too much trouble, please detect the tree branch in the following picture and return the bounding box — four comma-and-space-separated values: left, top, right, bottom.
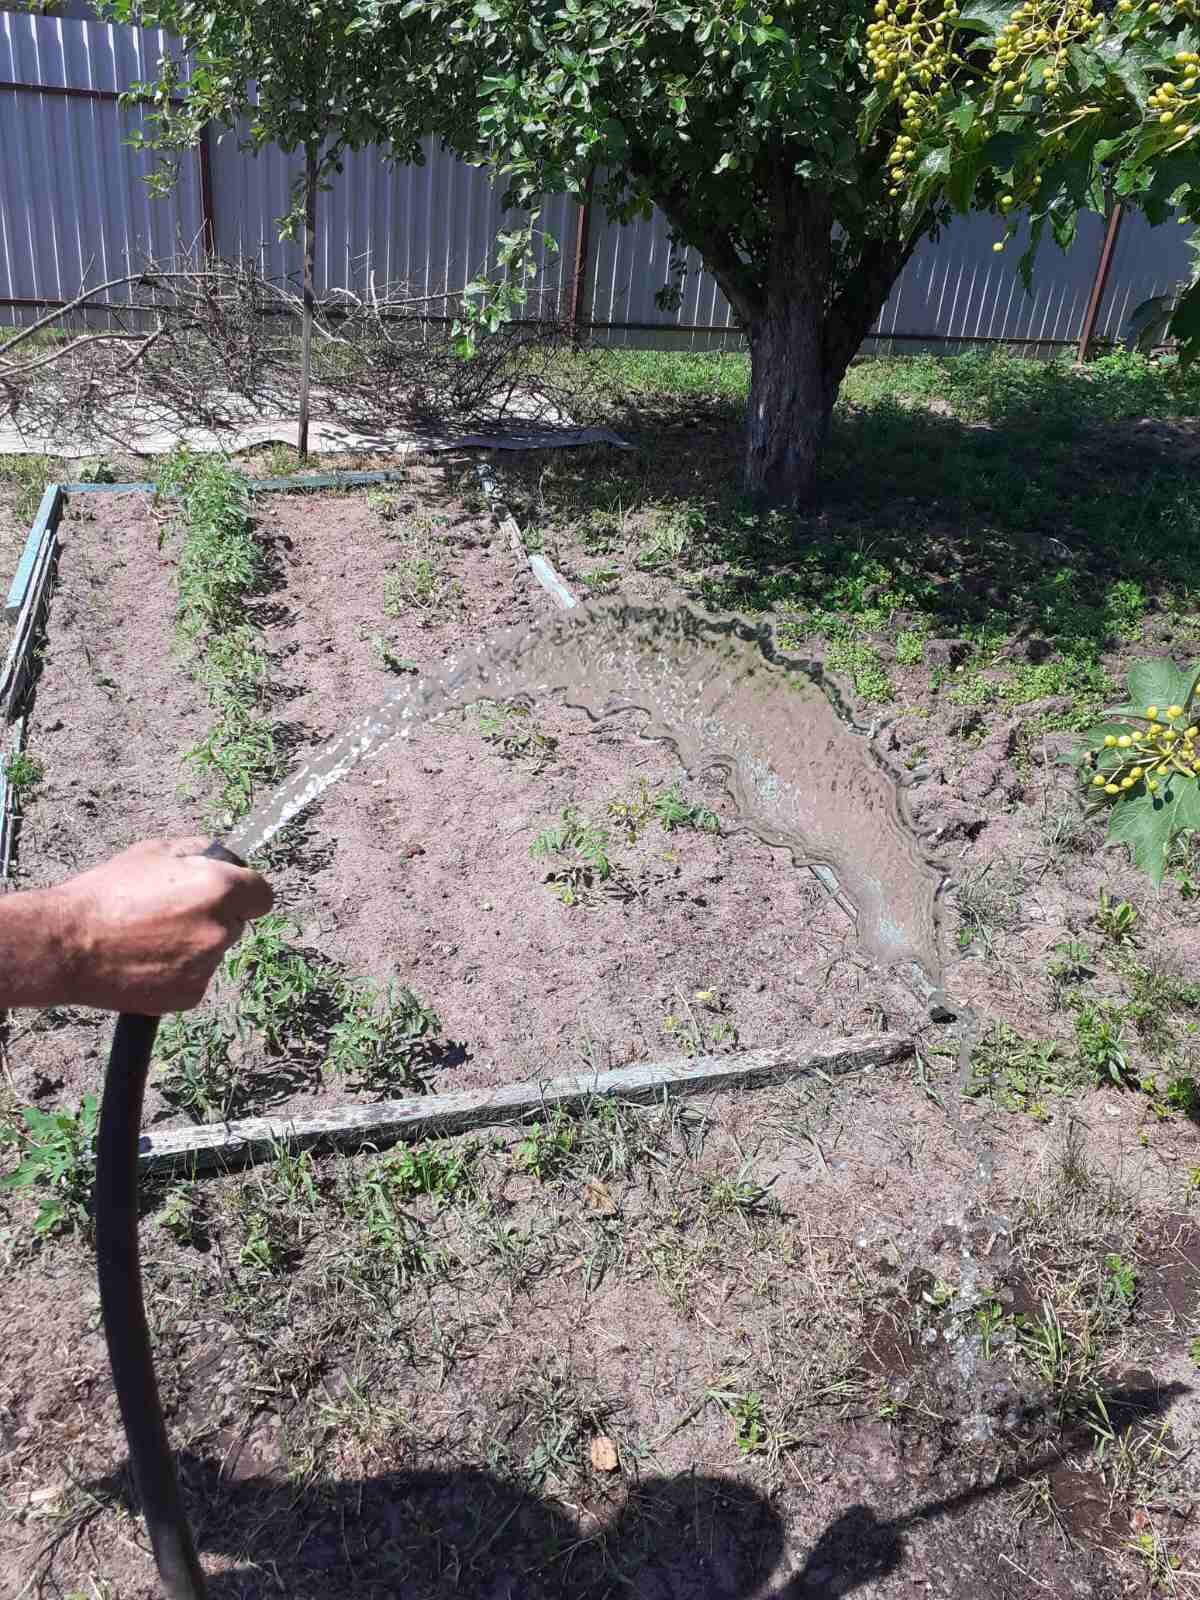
824, 232, 920, 386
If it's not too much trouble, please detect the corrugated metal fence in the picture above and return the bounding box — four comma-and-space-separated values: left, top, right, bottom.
1, 9, 1194, 349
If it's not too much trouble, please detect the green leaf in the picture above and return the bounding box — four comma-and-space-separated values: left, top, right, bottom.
1107, 780, 1200, 887
1126, 659, 1196, 713
979, 131, 1025, 172
1169, 279, 1200, 369
957, 0, 1014, 40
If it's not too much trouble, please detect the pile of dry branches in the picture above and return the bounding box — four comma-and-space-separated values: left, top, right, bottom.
0, 253, 585, 452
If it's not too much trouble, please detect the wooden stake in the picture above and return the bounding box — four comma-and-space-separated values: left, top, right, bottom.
137, 1035, 912, 1177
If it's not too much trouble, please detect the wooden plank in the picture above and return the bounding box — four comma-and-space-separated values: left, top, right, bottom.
4, 483, 60, 621
61, 480, 154, 494
528, 551, 579, 611
0, 716, 25, 890
0, 515, 59, 717
0, 769, 11, 889
137, 1035, 912, 1177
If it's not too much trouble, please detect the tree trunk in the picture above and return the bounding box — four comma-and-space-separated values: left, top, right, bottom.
744, 302, 835, 506
737, 180, 916, 506
298, 143, 318, 461
742, 182, 834, 506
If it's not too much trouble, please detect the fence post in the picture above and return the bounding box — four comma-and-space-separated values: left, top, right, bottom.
197, 125, 216, 256
298, 144, 318, 460
567, 172, 595, 343
1076, 203, 1124, 366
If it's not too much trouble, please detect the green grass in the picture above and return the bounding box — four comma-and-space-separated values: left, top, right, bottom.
504, 349, 1200, 732
0, 454, 63, 523
157, 449, 282, 820
1, 751, 44, 801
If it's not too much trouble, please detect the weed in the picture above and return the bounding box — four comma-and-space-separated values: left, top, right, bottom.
947, 671, 996, 707
580, 566, 621, 594
653, 782, 721, 835
530, 807, 621, 905
1074, 1001, 1133, 1088
1, 751, 44, 800
74, 457, 118, 485
1047, 939, 1094, 1005
966, 1024, 1077, 1117
710, 1388, 768, 1456
954, 861, 1026, 952
342, 1164, 445, 1286
159, 1184, 205, 1247
1094, 890, 1139, 947
0, 453, 60, 521
223, 914, 324, 1052
1101, 1253, 1137, 1311
155, 1012, 241, 1122
327, 979, 442, 1092
514, 1109, 579, 1182
1190, 1337, 1200, 1366
384, 555, 457, 613
706, 1157, 774, 1217
1126, 1527, 1186, 1591
895, 629, 926, 666
638, 507, 698, 569
366, 487, 403, 521
237, 1208, 293, 1276
367, 634, 418, 674
824, 638, 894, 703
253, 443, 301, 478
474, 700, 558, 769
662, 989, 739, 1055
263, 1144, 321, 1211
380, 1145, 469, 1199
0, 1096, 98, 1236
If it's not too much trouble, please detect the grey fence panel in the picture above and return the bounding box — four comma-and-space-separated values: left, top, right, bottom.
2, 10, 1195, 351
582, 202, 741, 349
581, 195, 1193, 350
1095, 207, 1194, 338
0, 12, 202, 320
207, 129, 577, 314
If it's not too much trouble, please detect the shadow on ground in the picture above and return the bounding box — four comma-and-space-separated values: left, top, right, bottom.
74, 1379, 1187, 1598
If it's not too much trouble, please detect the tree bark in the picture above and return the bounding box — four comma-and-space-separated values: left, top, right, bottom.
741, 187, 917, 505
298, 143, 318, 461
743, 183, 834, 506
744, 300, 836, 506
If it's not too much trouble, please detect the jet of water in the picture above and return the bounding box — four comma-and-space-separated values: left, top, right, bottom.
226, 601, 948, 1001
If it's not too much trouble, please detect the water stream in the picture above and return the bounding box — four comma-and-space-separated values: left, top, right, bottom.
226, 601, 960, 1019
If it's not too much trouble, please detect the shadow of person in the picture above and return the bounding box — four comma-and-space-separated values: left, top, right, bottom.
84, 1375, 1187, 1598
774, 1375, 1190, 1600
135, 1459, 788, 1599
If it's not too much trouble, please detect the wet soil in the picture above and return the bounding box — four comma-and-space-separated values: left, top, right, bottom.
5, 470, 927, 1128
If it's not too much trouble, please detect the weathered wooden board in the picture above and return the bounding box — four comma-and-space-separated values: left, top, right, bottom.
138, 1035, 913, 1177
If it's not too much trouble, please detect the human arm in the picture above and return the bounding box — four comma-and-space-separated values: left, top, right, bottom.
0, 838, 273, 1014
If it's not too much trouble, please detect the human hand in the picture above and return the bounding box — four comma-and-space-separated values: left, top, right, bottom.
47, 838, 273, 1014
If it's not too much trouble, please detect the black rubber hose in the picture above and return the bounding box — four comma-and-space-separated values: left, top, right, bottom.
95, 839, 245, 1600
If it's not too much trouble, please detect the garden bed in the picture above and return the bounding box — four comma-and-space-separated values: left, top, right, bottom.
4, 354, 1200, 1599
4, 463, 924, 1132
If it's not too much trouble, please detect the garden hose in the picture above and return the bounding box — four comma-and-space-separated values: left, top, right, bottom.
95, 838, 245, 1600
